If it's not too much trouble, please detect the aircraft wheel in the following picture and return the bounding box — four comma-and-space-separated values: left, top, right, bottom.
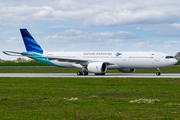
77, 71, 82, 76
82, 71, 88, 75
85, 72, 88, 75
156, 72, 161, 76
82, 72, 85, 75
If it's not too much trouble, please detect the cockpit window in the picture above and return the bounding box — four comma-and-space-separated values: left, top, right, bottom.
165, 56, 174, 59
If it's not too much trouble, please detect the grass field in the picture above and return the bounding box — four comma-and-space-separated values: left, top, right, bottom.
0, 65, 179, 73
0, 63, 179, 119
0, 77, 180, 119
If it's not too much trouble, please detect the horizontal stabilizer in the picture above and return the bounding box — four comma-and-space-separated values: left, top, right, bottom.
3, 51, 33, 57
3, 51, 22, 56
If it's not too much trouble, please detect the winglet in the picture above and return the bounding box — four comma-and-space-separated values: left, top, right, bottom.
20, 29, 44, 54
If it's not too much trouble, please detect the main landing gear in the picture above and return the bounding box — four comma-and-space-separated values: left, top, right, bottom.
76, 66, 106, 76
156, 68, 161, 76
77, 71, 88, 75
77, 71, 106, 76
77, 66, 88, 76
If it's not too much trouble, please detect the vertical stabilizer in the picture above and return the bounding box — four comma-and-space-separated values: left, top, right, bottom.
20, 29, 44, 54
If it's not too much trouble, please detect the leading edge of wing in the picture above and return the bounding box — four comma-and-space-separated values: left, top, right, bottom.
32, 56, 114, 65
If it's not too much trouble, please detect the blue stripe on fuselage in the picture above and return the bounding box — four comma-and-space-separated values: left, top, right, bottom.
24, 51, 62, 67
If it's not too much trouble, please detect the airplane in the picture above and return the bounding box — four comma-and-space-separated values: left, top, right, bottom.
3, 29, 178, 76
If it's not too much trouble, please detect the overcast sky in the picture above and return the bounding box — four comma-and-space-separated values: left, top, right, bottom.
1, 0, 180, 60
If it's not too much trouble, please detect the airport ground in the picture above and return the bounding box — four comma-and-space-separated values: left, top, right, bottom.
0, 65, 180, 119
0, 77, 180, 119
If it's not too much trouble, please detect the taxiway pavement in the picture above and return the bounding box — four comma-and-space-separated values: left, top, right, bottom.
0, 73, 179, 78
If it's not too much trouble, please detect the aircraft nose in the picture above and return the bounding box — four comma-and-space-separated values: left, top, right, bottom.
173, 59, 178, 65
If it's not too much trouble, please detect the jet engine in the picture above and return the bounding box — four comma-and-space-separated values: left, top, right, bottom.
87, 62, 107, 73
118, 68, 136, 73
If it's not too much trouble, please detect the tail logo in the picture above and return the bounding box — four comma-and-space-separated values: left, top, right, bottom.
20, 29, 43, 54
116, 53, 122, 57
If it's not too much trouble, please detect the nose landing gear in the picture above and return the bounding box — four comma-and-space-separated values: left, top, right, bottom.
156, 68, 161, 76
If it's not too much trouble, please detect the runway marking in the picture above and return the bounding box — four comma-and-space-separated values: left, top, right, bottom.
0, 73, 180, 78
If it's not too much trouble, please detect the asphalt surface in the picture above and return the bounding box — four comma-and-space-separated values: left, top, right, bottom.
0, 73, 179, 78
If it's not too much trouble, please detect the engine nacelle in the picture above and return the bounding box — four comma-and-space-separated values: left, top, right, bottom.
87, 62, 107, 73
118, 68, 136, 73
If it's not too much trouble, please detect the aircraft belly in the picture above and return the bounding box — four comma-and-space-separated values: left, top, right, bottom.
116, 60, 154, 69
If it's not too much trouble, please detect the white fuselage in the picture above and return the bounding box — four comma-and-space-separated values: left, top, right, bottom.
44, 51, 177, 69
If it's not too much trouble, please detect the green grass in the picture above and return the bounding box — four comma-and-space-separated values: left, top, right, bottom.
0, 77, 180, 119
0, 66, 80, 73
0, 65, 179, 73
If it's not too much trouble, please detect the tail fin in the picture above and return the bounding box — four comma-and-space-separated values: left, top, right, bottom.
20, 29, 44, 54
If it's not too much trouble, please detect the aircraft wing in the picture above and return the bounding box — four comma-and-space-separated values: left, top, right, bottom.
47, 56, 89, 64
39, 56, 114, 66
